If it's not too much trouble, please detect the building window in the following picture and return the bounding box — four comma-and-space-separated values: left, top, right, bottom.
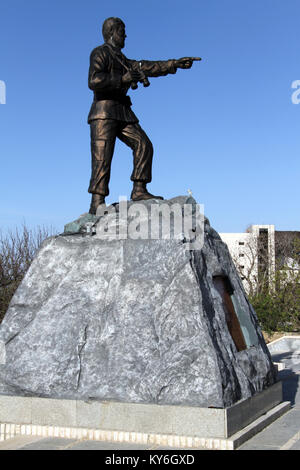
239, 242, 245, 246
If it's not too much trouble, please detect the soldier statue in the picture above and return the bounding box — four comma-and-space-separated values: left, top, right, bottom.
88, 17, 200, 214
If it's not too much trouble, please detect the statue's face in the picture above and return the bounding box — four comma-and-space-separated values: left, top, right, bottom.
111, 23, 126, 49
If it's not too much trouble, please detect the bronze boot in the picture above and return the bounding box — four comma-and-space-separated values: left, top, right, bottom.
89, 194, 105, 215
131, 182, 163, 201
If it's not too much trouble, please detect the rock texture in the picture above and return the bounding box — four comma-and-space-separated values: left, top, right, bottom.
0, 197, 276, 407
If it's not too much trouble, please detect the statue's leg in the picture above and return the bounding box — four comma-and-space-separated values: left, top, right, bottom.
118, 123, 163, 201
88, 119, 118, 214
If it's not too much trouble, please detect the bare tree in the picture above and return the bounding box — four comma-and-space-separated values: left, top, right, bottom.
0, 224, 56, 323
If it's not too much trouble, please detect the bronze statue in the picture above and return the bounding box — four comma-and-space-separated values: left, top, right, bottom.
88, 17, 201, 214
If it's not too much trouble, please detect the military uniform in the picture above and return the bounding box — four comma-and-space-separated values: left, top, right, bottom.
87, 43, 177, 197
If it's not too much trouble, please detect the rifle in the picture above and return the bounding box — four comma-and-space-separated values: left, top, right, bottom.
105, 44, 148, 90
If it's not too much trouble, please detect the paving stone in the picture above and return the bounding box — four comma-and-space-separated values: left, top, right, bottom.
239, 443, 280, 451
239, 409, 300, 449
289, 440, 300, 450
0, 436, 42, 450
281, 375, 300, 405
66, 440, 152, 451
17, 438, 79, 451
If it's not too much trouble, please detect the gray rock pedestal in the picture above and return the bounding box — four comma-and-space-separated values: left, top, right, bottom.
0, 197, 276, 408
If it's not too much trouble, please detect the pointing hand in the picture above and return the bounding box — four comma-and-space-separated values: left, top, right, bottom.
175, 57, 201, 69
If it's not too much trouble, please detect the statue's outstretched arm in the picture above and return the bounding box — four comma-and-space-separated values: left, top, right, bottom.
129, 59, 177, 77
129, 57, 201, 77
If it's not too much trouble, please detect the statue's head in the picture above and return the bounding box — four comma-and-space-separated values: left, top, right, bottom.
102, 17, 126, 49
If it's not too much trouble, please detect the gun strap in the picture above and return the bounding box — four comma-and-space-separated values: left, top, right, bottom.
104, 44, 131, 72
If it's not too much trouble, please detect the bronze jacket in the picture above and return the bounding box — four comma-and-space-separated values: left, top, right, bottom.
87, 44, 177, 123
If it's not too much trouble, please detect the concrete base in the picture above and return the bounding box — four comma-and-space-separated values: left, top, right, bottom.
0, 382, 289, 450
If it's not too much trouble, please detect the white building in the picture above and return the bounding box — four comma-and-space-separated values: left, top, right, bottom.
219, 225, 276, 293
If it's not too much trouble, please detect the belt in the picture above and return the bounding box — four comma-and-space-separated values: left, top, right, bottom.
94, 93, 132, 107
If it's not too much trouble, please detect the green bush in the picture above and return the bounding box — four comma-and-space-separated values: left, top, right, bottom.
249, 264, 300, 334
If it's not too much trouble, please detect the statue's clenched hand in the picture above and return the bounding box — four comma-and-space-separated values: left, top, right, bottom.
122, 70, 142, 85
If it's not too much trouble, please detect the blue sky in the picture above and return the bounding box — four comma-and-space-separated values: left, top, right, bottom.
0, 0, 299, 233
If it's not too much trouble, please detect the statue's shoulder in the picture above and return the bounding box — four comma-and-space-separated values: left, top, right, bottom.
90, 44, 110, 59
